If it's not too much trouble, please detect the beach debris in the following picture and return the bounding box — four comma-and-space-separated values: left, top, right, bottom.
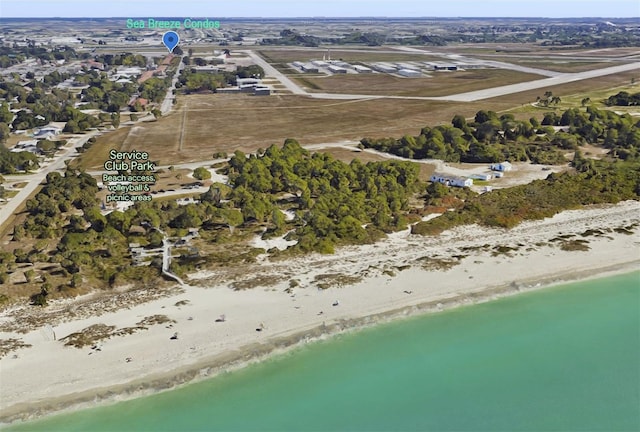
332, 300, 340, 307
170, 332, 179, 340
215, 314, 226, 323
317, 311, 324, 316
125, 357, 132, 363
255, 322, 266, 332
403, 290, 413, 294
187, 316, 194, 321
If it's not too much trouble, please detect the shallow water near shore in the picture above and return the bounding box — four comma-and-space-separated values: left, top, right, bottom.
9, 271, 640, 432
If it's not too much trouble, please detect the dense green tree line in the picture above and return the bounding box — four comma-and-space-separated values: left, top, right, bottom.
93, 53, 146, 67
176, 65, 265, 93
177, 68, 223, 93
0, 145, 40, 173
3, 169, 158, 289
605, 91, 640, 107
0, 45, 82, 68
362, 107, 640, 164
225, 139, 420, 252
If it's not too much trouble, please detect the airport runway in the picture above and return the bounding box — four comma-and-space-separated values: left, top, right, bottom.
246, 50, 640, 102
270, 60, 640, 102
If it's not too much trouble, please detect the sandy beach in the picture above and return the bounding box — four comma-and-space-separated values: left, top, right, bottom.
1, 200, 638, 425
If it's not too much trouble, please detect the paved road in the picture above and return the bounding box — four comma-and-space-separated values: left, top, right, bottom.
161, 57, 185, 115
0, 133, 98, 228
438, 61, 640, 102
460, 58, 563, 77
245, 51, 307, 95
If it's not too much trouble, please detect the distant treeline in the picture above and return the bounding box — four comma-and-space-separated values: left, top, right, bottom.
259, 26, 640, 48
0, 45, 83, 68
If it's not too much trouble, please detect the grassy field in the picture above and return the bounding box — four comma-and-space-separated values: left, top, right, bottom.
555, 82, 640, 110
474, 58, 617, 73
497, 71, 640, 119
295, 70, 544, 97
73, 94, 504, 168
69, 127, 131, 170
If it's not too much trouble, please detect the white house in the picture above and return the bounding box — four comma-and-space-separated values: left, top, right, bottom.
12, 140, 39, 154
33, 125, 62, 138
470, 173, 492, 181
430, 173, 473, 188
491, 161, 513, 172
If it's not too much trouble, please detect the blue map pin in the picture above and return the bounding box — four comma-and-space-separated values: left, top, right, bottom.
162, 31, 180, 53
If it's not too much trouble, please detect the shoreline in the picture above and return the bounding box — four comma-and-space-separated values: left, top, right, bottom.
2, 263, 638, 427
1, 201, 639, 426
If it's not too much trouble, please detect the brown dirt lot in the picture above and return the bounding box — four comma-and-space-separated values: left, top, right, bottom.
296, 70, 544, 97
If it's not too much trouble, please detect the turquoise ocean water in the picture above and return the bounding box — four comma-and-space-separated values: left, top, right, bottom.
8, 271, 640, 432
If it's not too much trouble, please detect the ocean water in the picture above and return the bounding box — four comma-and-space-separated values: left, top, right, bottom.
8, 271, 640, 432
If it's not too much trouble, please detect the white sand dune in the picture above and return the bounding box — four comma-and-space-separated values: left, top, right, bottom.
1, 201, 639, 424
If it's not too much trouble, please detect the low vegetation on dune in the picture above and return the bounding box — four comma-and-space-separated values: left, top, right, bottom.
412, 157, 640, 234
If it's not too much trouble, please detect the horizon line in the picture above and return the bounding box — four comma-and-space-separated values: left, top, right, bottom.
1, 15, 638, 19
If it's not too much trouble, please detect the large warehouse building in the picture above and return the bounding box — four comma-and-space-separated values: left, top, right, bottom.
397, 68, 421, 77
